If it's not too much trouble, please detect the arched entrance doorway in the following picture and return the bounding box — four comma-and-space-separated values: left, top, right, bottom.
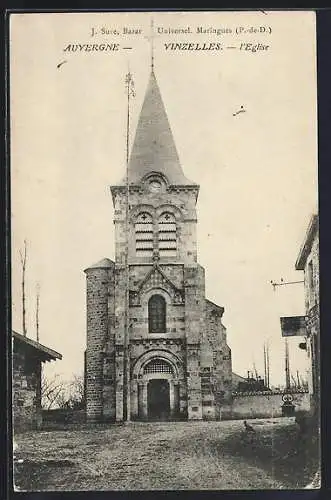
147, 379, 170, 421
134, 356, 181, 421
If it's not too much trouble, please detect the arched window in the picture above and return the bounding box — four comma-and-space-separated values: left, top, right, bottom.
148, 295, 166, 333
144, 359, 173, 374
135, 212, 154, 257
158, 212, 177, 258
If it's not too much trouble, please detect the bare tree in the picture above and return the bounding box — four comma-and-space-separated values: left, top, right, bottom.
41, 373, 67, 410
71, 373, 84, 398
41, 373, 85, 410
19, 239, 27, 336
66, 373, 85, 409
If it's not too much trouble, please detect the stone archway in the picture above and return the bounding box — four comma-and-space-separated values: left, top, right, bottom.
131, 351, 184, 421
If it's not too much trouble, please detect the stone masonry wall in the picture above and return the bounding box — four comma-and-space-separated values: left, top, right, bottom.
304, 235, 319, 312
13, 347, 42, 431
85, 264, 114, 422
184, 264, 205, 419
205, 300, 232, 404
114, 265, 127, 421
221, 391, 310, 420
128, 262, 187, 419
102, 264, 116, 420
303, 229, 319, 412
129, 264, 185, 339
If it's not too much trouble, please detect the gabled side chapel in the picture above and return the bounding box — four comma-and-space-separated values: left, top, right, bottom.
84, 69, 232, 422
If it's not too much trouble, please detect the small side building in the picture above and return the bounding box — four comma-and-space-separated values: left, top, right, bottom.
295, 214, 319, 413
12, 331, 62, 431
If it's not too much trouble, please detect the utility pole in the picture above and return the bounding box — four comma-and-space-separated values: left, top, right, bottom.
19, 239, 27, 336
266, 341, 270, 389
263, 343, 267, 387
296, 370, 300, 389
123, 69, 135, 422
35, 282, 40, 342
285, 338, 291, 390
253, 361, 258, 380
270, 276, 303, 391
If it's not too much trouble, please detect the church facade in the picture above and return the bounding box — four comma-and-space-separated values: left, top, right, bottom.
84, 69, 232, 422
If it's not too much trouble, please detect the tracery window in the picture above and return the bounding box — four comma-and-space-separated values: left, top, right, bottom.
158, 212, 177, 258
135, 212, 154, 257
148, 294, 166, 333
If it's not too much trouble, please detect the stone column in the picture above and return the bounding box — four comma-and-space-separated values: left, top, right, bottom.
184, 265, 205, 420
131, 379, 139, 419
179, 379, 188, 418
138, 381, 144, 419
115, 347, 124, 422
173, 381, 180, 418
186, 345, 203, 420
142, 382, 148, 420
169, 380, 175, 417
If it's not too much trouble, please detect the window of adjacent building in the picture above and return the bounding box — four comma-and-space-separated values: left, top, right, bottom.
148, 294, 166, 333
135, 212, 154, 257
158, 212, 177, 258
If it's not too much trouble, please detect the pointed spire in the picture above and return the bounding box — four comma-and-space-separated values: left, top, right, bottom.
127, 71, 195, 186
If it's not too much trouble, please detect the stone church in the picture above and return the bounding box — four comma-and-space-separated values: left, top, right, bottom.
84, 69, 232, 422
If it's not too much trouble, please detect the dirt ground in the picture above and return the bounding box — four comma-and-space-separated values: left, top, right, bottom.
13, 417, 319, 491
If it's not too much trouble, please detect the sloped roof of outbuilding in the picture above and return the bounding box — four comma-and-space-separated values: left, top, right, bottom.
13, 330, 62, 363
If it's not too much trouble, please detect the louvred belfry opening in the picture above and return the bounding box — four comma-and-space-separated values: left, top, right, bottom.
135, 212, 154, 257
158, 212, 177, 257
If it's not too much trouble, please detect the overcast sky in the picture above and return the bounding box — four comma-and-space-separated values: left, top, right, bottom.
10, 11, 318, 387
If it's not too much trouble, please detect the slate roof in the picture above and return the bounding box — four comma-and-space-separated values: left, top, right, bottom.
120, 70, 196, 186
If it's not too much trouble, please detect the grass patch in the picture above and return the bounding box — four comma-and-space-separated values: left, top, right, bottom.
219, 419, 320, 489
13, 419, 319, 491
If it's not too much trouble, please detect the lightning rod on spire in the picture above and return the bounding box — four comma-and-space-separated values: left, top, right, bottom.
151, 18, 154, 71
145, 18, 155, 72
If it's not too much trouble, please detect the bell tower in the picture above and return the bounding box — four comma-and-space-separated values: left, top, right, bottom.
85, 65, 232, 424
110, 69, 200, 267
109, 69, 205, 421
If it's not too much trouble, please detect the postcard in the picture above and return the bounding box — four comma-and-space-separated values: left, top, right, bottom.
10, 10, 319, 491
